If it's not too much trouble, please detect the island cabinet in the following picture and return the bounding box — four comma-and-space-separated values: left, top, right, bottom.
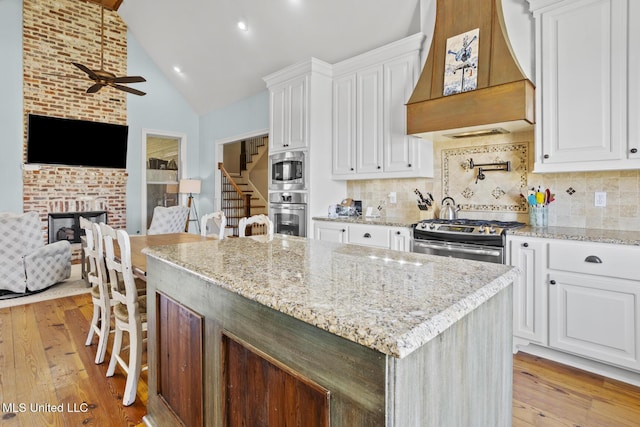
142, 236, 516, 427
528, 0, 640, 172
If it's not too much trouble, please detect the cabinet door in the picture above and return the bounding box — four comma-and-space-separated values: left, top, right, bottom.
356, 65, 383, 174
508, 236, 547, 346
383, 54, 418, 173
389, 228, 411, 252
223, 335, 330, 427
549, 272, 640, 371
269, 76, 308, 152
332, 74, 357, 175
287, 75, 308, 149
629, 0, 640, 159
314, 222, 347, 243
270, 84, 288, 151
538, 0, 627, 165
157, 293, 203, 427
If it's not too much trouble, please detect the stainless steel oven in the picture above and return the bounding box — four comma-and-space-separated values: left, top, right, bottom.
269, 192, 307, 237
411, 219, 525, 264
269, 151, 305, 191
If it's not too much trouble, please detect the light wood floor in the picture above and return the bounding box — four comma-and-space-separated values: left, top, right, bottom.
1, 293, 640, 426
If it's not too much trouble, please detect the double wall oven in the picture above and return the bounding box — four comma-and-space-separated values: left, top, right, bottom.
411, 219, 525, 264
268, 151, 307, 237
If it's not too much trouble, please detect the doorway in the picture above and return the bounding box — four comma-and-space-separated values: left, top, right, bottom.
142, 130, 187, 231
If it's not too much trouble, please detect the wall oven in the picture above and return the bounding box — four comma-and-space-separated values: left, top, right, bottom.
269, 192, 307, 237
411, 219, 525, 264
269, 151, 305, 191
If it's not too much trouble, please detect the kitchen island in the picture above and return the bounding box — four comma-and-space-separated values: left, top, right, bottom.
141, 235, 518, 427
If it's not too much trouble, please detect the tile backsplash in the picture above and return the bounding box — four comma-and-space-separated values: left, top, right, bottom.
346, 129, 640, 231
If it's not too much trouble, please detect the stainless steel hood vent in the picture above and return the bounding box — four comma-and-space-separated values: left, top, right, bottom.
407, 0, 535, 139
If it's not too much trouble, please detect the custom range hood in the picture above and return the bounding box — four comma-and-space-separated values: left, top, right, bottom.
407, 0, 535, 139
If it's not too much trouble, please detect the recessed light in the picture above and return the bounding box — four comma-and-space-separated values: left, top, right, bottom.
237, 20, 248, 31
173, 66, 182, 73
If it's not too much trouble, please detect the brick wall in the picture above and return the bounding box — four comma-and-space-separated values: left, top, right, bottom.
22, 0, 129, 258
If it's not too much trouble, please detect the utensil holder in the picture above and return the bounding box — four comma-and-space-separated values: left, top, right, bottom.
529, 205, 548, 226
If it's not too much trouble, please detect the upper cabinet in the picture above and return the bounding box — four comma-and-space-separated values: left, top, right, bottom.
264, 59, 333, 153
268, 74, 308, 151
332, 33, 433, 180
529, 0, 640, 172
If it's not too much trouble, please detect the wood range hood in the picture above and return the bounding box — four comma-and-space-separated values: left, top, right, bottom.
407, 0, 535, 139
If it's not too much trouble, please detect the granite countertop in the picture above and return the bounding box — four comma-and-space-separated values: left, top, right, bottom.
312, 214, 418, 228
509, 226, 640, 246
144, 235, 518, 359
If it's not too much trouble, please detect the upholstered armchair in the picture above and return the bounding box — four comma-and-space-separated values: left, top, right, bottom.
147, 205, 190, 235
0, 211, 71, 294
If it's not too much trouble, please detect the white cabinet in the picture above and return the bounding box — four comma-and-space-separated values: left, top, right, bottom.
314, 221, 411, 252
549, 272, 640, 372
389, 228, 412, 252
507, 235, 548, 347
529, 0, 640, 172
548, 240, 640, 371
332, 33, 433, 180
314, 221, 347, 243
508, 234, 640, 373
268, 75, 307, 151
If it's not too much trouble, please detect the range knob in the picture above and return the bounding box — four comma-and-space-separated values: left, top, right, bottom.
420, 223, 428, 229
429, 223, 436, 230
478, 224, 486, 233
488, 226, 497, 234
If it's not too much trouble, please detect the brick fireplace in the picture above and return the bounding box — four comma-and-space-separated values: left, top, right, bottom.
21, 0, 129, 260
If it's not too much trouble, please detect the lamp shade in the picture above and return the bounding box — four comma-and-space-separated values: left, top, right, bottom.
179, 179, 201, 194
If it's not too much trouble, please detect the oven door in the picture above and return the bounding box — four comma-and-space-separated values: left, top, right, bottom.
269, 203, 307, 237
411, 239, 504, 264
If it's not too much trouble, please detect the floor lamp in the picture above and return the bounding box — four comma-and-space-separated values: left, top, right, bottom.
179, 179, 201, 232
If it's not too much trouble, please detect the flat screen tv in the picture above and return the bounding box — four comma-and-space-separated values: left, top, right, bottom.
27, 114, 129, 169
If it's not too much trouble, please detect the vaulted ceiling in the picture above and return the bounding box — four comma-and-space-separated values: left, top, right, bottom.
114, 0, 422, 115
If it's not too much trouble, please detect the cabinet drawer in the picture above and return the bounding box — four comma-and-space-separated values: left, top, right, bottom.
348, 224, 390, 248
548, 241, 640, 281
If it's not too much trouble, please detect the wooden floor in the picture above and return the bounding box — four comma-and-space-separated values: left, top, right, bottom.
1, 293, 640, 426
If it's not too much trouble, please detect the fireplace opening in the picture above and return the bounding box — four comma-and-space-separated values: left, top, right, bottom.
48, 211, 108, 244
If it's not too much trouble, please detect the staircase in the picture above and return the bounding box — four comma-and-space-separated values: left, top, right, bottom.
218, 136, 268, 236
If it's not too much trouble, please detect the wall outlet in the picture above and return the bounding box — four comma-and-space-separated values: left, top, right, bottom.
388, 192, 397, 204
594, 191, 606, 207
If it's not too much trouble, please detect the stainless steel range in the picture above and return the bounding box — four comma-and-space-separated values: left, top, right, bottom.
411, 219, 525, 264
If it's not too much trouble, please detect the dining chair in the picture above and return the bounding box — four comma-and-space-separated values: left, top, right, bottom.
100, 223, 148, 406
80, 217, 111, 365
147, 205, 189, 235
200, 211, 227, 239
238, 214, 274, 238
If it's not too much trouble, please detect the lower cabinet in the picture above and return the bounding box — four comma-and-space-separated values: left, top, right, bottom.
314, 221, 347, 243
314, 220, 411, 252
549, 272, 640, 372
223, 334, 330, 427
507, 235, 640, 373
156, 293, 204, 427
507, 236, 547, 346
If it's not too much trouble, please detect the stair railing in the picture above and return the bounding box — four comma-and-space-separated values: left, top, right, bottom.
239, 136, 267, 172
218, 162, 251, 236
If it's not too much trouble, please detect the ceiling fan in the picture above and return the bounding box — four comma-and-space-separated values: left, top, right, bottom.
72, 1, 146, 96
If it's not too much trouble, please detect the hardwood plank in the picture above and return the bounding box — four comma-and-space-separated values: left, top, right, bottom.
513, 352, 640, 427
